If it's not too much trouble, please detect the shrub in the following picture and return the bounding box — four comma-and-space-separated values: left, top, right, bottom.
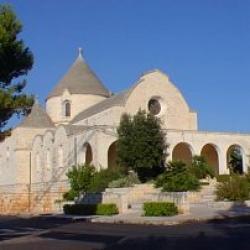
63, 190, 78, 201
216, 174, 250, 201
161, 172, 200, 192
216, 174, 230, 183
88, 168, 124, 192
189, 155, 215, 179
108, 172, 140, 188
66, 164, 96, 200
96, 204, 119, 215
63, 203, 118, 215
143, 202, 178, 216
155, 161, 200, 192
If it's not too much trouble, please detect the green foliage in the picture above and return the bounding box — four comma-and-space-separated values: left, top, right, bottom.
216, 174, 250, 201
189, 155, 215, 179
63, 203, 118, 215
216, 174, 230, 183
63, 189, 78, 201
66, 164, 95, 198
117, 110, 168, 182
65, 165, 124, 200
228, 147, 243, 174
108, 172, 140, 188
0, 5, 34, 139
155, 161, 200, 192
88, 168, 124, 192
143, 202, 178, 216
95, 204, 119, 215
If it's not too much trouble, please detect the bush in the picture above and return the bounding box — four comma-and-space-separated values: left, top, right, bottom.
65, 165, 125, 200
161, 172, 200, 192
216, 174, 230, 183
189, 155, 215, 179
88, 168, 124, 192
108, 172, 140, 188
155, 161, 200, 192
96, 204, 119, 215
63, 190, 78, 201
216, 174, 250, 201
143, 202, 178, 216
63, 203, 118, 215
66, 164, 96, 200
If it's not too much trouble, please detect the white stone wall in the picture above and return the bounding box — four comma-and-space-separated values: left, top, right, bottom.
167, 129, 250, 174
124, 71, 197, 130
46, 90, 107, 125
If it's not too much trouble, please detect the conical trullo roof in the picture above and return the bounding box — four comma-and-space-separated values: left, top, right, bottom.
47, 50, 110, 99
19, 103, 55, 128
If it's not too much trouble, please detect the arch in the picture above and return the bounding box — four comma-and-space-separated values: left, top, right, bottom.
227, 144, 244, 174
172, 142, 193, 165
85, 143, 93, 165
201, 144, 219, 176
45, 149, 52, 181
35, 153, 42, 182
108, 141, 118, 169
58, 145, 64, 168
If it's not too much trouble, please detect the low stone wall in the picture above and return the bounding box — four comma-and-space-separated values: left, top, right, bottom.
0, 181, 69, 214
79, 184, 193, 214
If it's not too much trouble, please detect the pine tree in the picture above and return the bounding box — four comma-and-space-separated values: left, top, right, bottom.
0, 4, 34, 140
117, 110, 168, 182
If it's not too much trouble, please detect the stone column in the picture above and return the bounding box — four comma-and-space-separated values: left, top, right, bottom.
218, 148, 229, 175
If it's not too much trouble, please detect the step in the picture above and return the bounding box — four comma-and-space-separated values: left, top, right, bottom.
129, 203, 143, 210
201, 195, 216, 199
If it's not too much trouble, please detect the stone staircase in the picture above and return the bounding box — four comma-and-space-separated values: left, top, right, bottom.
126, 184, 161, 214
190, 180, 217, 209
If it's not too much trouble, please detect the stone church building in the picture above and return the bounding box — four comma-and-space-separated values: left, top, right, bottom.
0, 50, 249, 213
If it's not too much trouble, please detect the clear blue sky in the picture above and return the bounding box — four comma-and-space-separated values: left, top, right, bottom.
2, 0, 250, 132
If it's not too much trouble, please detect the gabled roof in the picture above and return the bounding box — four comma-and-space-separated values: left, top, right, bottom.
19, 103, 55, 128
47, 51, 110, 99
71, 90, 129, 124
71, 76, 146, 124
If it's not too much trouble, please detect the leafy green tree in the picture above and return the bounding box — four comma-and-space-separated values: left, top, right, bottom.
117, 109, 168, 182
0, 4, 34, 140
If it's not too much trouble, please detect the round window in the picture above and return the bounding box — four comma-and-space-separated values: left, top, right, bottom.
148, 98, 161, 115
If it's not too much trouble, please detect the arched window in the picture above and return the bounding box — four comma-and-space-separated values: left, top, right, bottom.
64, 101, 71, 117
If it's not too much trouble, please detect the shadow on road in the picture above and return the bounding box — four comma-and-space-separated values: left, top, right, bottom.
40, 231, 123, 245
0, 215, 78, 241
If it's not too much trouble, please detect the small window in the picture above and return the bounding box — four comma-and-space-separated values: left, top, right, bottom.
64, 101, 71, 117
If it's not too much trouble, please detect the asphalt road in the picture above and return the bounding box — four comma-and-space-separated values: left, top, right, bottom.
1, 215, 250, 250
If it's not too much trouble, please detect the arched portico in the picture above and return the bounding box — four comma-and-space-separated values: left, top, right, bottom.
201, 144, 219, 176
172, 142, 193, 165
108, 141, 118, 169
78, 142, 93, 165
85, 143, 93, 165
227, 144, 244, 174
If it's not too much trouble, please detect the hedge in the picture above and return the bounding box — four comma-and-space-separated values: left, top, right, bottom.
143, 202, 178, 216
63, 203, 118, 216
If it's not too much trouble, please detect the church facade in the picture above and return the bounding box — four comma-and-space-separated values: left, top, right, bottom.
0, 50, 249, 213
